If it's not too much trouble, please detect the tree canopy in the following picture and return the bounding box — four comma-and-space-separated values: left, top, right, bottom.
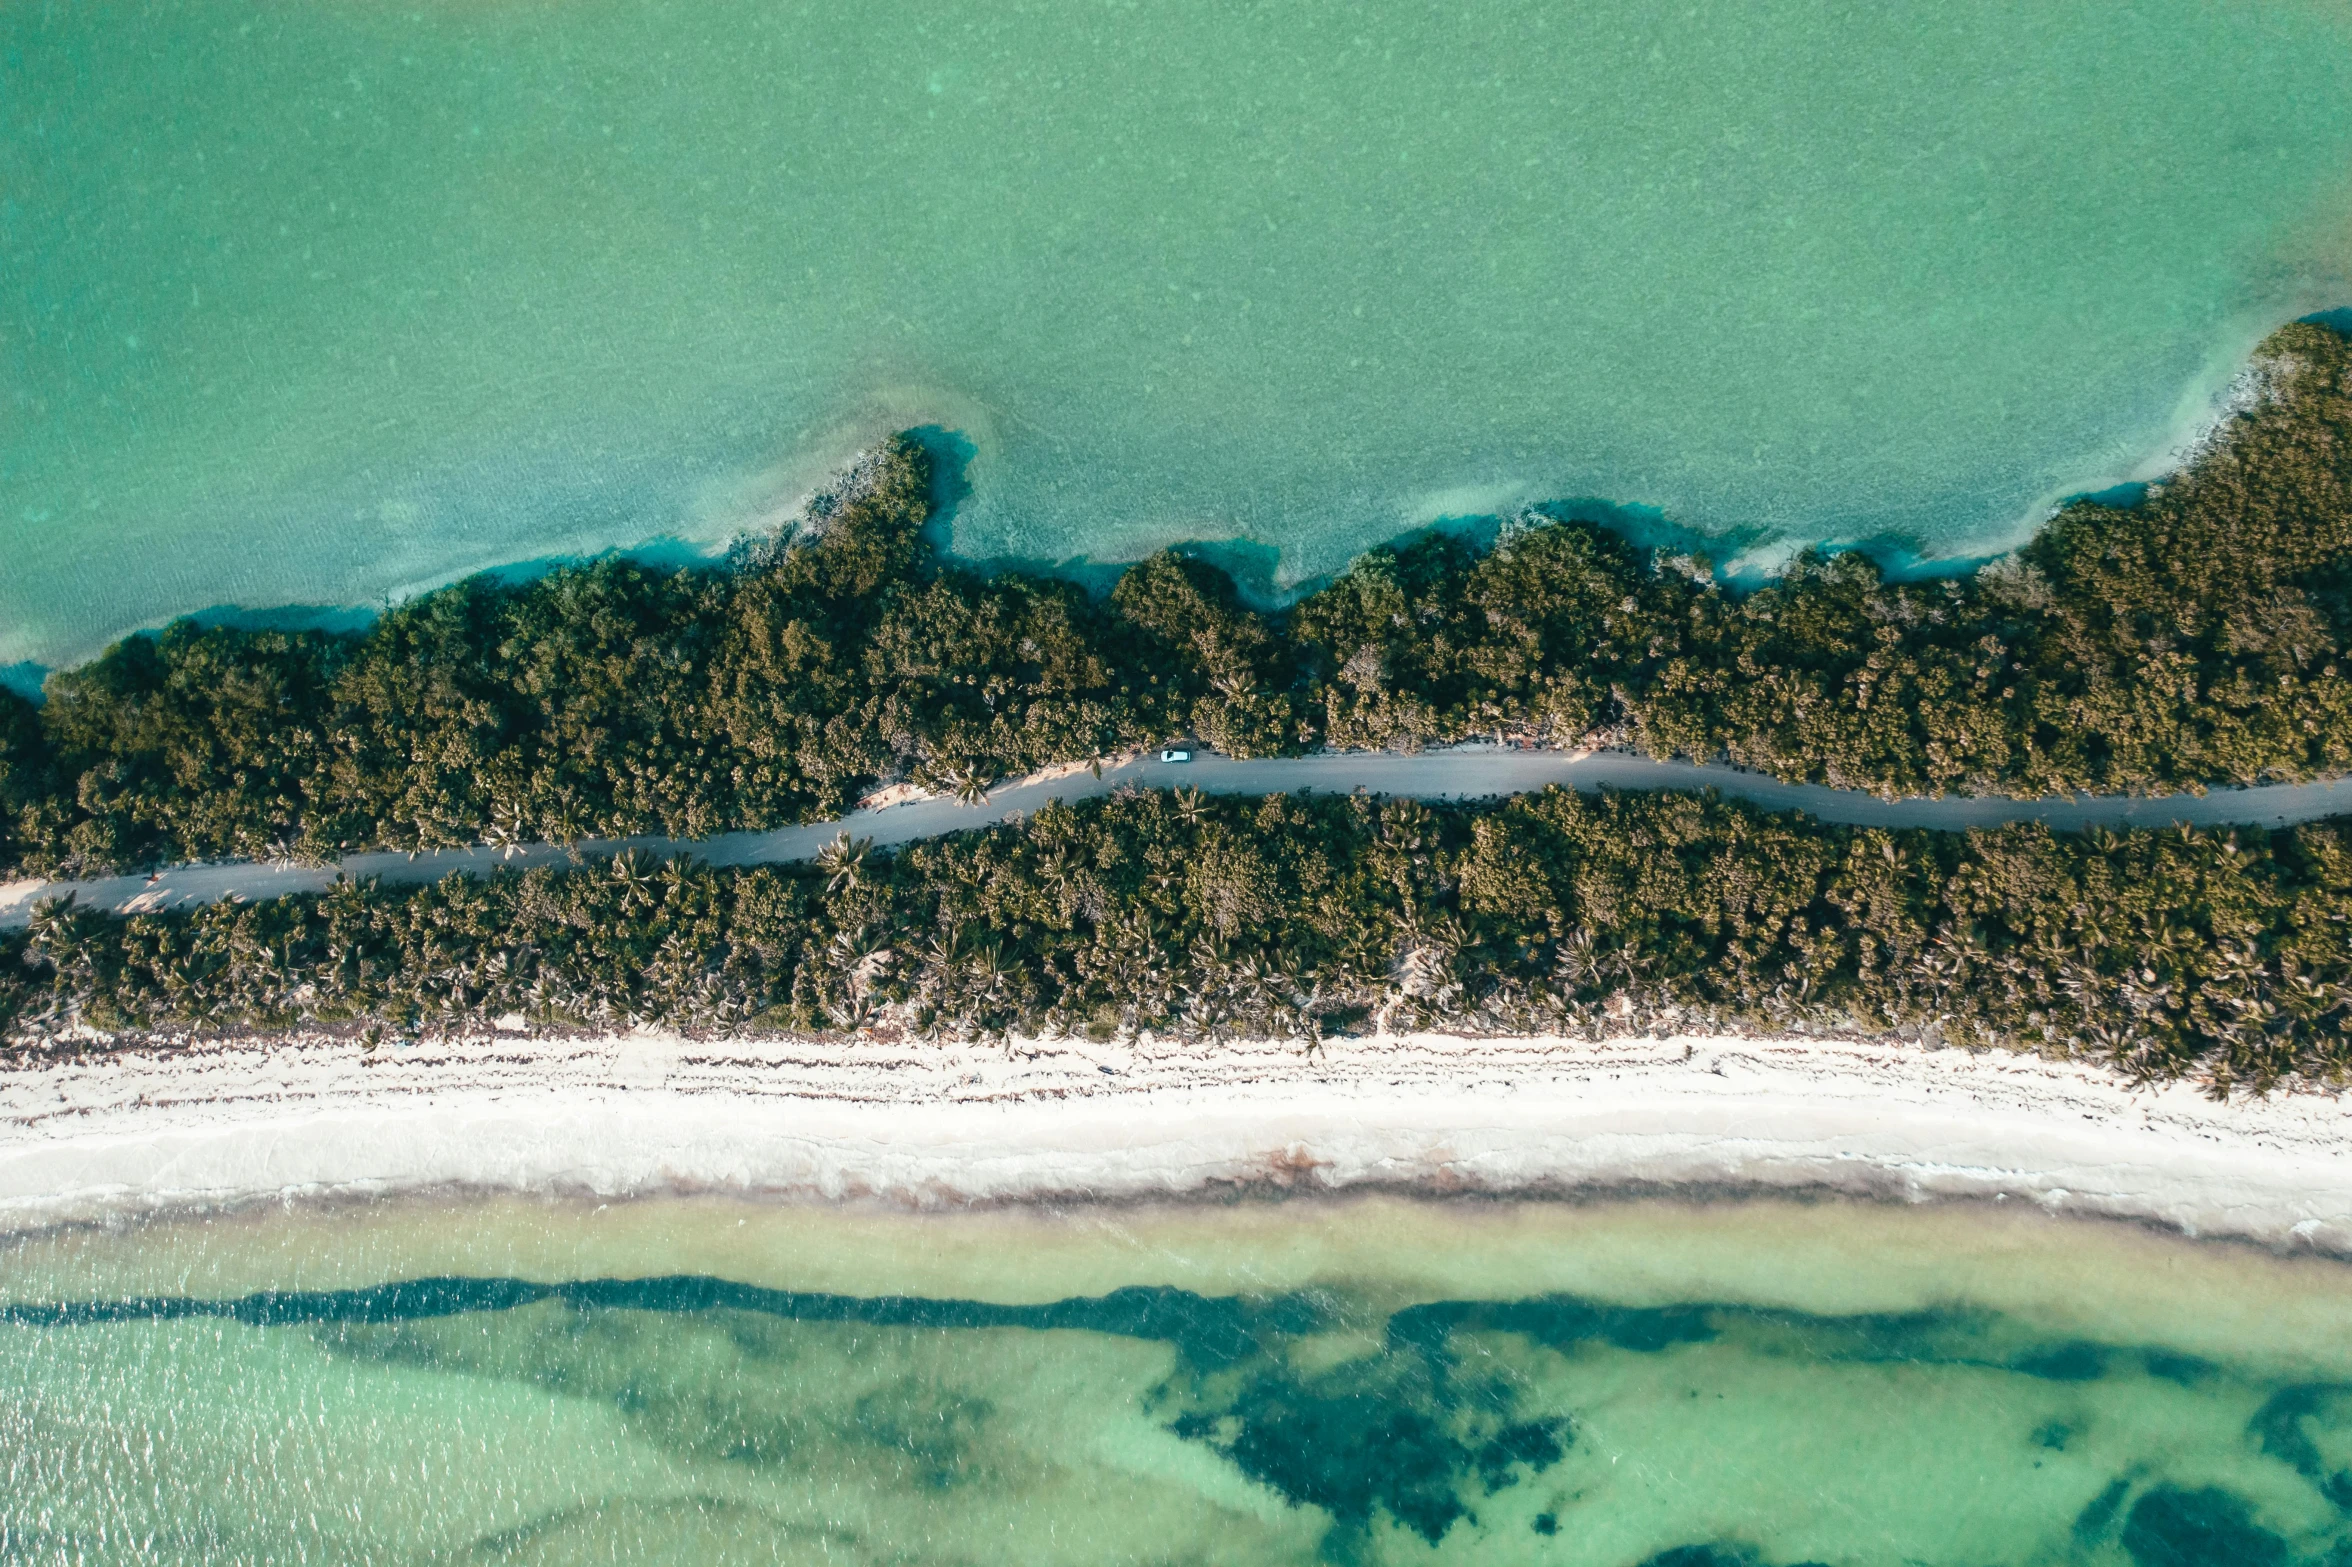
7, 788, 2347, 1094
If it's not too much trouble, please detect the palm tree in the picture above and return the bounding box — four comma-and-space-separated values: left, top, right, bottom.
1035, 847, 1079, 895
816, 834, 872, 895
25, 896, 89, 970
919, 923, 967, 975
608, 850, 657, 910
657, 855, 701, 908
943, 765, 994, 806
484, 800, 531, 858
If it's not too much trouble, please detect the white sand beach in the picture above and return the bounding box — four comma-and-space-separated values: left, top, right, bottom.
2, 1027, 2348, 1252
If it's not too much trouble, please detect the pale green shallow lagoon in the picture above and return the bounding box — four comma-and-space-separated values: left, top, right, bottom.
5, 1194, 2352, 1565
8, 0, 2352, 670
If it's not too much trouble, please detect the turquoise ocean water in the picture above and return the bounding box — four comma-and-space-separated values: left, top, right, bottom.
7, 0, 2352, 672
5, 1194, 2352, 1565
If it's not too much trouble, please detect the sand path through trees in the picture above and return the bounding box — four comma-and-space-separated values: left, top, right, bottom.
9, 746, 2352, 929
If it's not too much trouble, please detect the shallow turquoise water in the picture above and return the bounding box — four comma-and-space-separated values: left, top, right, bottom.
6, 0, 2352, 670
4, 1195, 2352, 1564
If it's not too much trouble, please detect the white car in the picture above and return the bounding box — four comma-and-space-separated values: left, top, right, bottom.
1160, 748, 1191, 763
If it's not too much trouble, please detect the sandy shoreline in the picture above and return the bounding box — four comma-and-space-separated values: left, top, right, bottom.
0, 1028, 2347, 1252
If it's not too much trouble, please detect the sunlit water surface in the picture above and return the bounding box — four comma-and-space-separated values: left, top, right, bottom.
3, 1195, 2352, 1564
7, 0, 2352, 671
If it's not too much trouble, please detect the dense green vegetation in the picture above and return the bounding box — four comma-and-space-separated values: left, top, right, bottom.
3, 321, 2349, 880
7, 787, 2347, 1092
